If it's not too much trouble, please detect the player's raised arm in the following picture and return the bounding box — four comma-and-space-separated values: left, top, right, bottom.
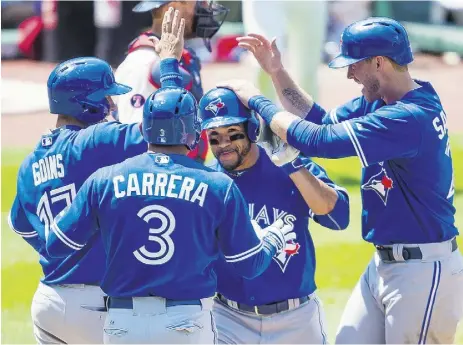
237, 34, 314, 118
8, 196, 44, 252
216, 80, 421, 167
299, 158, 350, 230
217, 181, 294, 278
269, 142, 349, 229
46, 173, 100, 258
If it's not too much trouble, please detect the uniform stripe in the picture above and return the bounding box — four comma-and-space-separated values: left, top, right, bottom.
418, 261, 441, 344
327, 214, 342, 230
7, 211, 38, 238
50, 223, 84, 251
314, 296, 328, 344
329, 108, 339, 124
341, 121, 368, 167
224, 242, 263, 263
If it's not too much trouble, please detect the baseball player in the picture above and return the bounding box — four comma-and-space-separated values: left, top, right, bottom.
114, 0, 229, 164
217, 17, 463, 344
45, 82, 295, 344
8, 57, 150, 343
194, 87, 350, 344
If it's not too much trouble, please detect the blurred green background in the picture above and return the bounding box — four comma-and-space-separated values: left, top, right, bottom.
2, 135, 462, 343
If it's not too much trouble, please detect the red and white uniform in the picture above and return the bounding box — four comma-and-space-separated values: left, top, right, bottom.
114, 32, 208, 163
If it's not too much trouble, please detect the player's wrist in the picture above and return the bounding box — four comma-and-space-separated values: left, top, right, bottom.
248, 96, 280, 124
280, 157, 304, 176
160, 58, 183, 88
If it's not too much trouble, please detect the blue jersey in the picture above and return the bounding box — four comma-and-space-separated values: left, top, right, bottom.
210, 147, 349, 305
287, 80, 457, 245
46, 153, 278, 299
8, 123, 146, 285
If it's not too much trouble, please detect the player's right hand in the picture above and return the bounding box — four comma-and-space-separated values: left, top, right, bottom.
263, 219, 296, 252
153, 7, 185, 61
237, 33, 283, 76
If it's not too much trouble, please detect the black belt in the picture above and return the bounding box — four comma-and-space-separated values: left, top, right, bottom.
375, 238, 458, 262
107, 297, 201, 310
216, 293, 310, 315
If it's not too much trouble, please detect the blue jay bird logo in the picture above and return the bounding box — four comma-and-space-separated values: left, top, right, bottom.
361, 168, 394, 205
205, 98, 225, 115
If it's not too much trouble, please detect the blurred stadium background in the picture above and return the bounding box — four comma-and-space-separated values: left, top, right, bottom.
2, 0, 462, 343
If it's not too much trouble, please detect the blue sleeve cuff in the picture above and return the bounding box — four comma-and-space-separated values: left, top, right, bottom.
312, 189, 350, 230
160, 58, 183, 88
306, 102, 328, 124
248, 95, 280, 124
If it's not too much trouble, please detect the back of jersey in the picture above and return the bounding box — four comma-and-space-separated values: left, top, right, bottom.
12, 123, 144, 284
94, 153, 233, 299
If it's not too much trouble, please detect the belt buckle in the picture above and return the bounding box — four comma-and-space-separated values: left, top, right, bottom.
254, 306, 260, 316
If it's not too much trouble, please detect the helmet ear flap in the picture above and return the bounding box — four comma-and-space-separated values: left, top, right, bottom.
246, 110, 261, 143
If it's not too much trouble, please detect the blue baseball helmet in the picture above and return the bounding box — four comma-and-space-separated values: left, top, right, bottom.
142, 87, 200, 150
198, 87, 261, 143
329, 17, 414, 69
132, 0, 229, 52
47, 57, 131, 124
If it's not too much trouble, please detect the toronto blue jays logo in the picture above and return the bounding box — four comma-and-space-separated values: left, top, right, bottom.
205, 98, 225, 115
361, 167, 394, 205
274, 239, 301, 273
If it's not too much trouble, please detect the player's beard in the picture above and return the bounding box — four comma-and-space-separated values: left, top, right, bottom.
362, 76, 381, 102
217, 140, 252, 172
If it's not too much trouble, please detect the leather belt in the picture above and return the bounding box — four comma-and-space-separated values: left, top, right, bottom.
375, 238, 457, 262
216, 293, 310, 316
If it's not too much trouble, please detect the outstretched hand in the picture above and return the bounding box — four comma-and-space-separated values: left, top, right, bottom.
237, 33, 283, 76
153, 7, 185, 61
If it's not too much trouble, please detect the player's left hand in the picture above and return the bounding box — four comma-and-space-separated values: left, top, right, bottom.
153, 7, 185, 61
216, 79, 262, 109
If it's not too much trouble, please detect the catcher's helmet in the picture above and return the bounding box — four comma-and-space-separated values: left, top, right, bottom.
329, 17, 413, 69
47, 57, 131, 125
132, 0, 229, 52
142, 87, 200, 150
198, 88, 261, 143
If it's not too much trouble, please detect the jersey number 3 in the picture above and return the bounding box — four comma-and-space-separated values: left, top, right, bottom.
134, 205, 175, 265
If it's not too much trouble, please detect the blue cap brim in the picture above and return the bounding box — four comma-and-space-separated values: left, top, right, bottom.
328, 54, 368, 69
201, 117, 247, 130
132, 1, 165, 13
86, 83, 132, 102
106, 82, 132, 96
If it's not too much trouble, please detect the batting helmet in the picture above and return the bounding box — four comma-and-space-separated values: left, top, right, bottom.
47, 57, 131, 125
132, 0, 229, 51
142, 87, 200, 150
198, 88, 261, 143
329, 17, 414, 69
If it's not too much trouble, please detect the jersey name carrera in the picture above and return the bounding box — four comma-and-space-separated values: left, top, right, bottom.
32, 154, 65, 186
113, 173, 208, 207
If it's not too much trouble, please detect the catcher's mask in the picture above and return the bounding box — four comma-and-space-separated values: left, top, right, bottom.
133, 1, 229, 52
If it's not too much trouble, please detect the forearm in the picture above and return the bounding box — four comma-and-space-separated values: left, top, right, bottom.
271, 68, 314, 118
159, 58, 183, 88
289, 168, 338, 215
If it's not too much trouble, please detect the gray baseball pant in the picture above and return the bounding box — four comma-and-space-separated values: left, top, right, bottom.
336, 237, 463, 344
31, 282, 106, 344
213, 293, 328, 344
103, 296, 217, 344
